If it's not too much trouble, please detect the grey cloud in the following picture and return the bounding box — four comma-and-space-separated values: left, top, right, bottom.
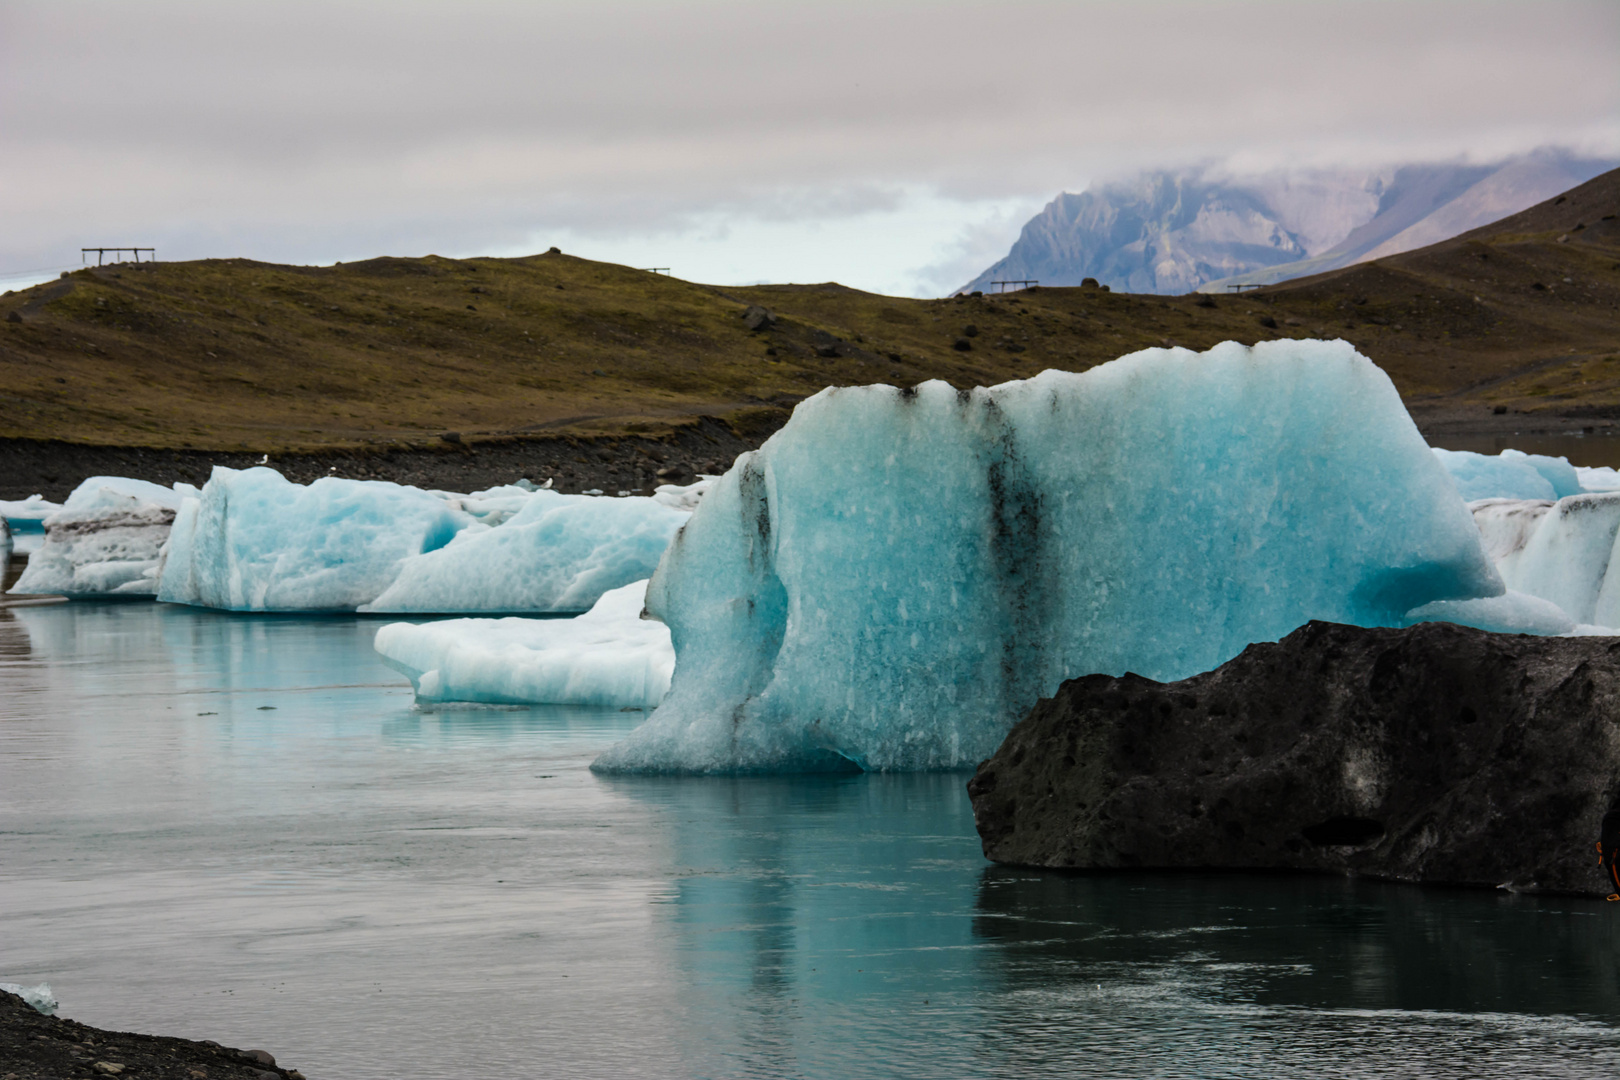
2, 0, 1616, 278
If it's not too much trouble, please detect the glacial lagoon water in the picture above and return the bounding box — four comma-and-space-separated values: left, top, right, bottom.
7, 586, 1620, 1077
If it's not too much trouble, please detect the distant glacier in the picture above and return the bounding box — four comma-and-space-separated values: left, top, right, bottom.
959, 148, 1616, 296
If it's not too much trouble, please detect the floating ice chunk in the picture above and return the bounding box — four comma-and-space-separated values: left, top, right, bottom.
158, 466, 470, 611
1405, 590, 1575, 635
1577, 465, 1620, 492
1500, 448, 1583, 499
0, 982, 58, 1016
362, 491, 689, 613
0, 493, 63, 534
8, 477, 194, 597
63, 475, 192, 512
373, 580, 673, 707
595, 340, 1503, 774
1432, 448, 1558, 500
651, 477, 718, 512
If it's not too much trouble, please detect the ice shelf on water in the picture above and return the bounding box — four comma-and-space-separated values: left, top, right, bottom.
361, 492, 688, 613
373, 579, 673, 707
9, 477, 196, 598
594, 340, 1508, 775
157, 468, 705, 613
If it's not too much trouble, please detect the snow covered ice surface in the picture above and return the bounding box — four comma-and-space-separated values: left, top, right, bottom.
361, 490, 688, 613
0, 493, 62, 535
8, 477, 196, 598
1462, 493, 1620, 630
373, 580, 673, 707
1577, 464, 1620, 491
594, 340, 1506, 775
651, 477, 719, 512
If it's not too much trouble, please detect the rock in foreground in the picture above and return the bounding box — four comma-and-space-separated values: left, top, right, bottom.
968, 620, 1620, 896
0, 989, 300, 1079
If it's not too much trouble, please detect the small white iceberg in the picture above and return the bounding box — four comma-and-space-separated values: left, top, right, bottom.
9, 477, 194, 597
373, 580, 674, 708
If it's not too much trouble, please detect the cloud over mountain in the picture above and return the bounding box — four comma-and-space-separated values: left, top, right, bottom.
960, 150, 1616, 297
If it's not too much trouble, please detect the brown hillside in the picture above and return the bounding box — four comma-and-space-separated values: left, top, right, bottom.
1, 169, 1617, 461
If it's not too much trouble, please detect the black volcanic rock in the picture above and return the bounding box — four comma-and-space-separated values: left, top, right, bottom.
968, 620, 1620, 896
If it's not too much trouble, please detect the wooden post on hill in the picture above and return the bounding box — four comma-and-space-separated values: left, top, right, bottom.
82, 248, 156, 266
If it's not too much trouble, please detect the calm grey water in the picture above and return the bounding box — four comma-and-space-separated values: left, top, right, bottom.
6, 588, 1620, 1078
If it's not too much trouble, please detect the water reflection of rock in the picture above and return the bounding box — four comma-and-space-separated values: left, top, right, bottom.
974, 866, 1620, 1021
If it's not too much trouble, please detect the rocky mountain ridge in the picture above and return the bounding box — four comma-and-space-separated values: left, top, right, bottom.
961, 149, 1616, 296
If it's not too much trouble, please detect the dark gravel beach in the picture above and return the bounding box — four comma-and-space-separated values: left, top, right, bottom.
0, 991, 303, 1080
0, 416, 777, 502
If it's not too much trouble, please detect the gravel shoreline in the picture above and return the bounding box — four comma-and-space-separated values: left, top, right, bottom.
6, 409, 1620, 502
0, 991, 304, 1080
0, 417, 777, 502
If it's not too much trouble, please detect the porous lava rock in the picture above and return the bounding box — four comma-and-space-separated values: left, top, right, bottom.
968, 620, 1620, 896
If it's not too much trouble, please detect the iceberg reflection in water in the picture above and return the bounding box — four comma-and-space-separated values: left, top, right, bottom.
4, 598, 1620, 1078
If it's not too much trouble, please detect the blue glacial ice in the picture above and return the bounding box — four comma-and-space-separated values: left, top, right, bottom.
373, 579, 673, 707
9, 477, 196, 597
157, 467, 702, 612
0, 494, 62, 534
1432, 447, 1585, 501
0, 982, 57, 1016
593, 340, 1507, 774
361, 490, 689, 613
158, 467, 470, 611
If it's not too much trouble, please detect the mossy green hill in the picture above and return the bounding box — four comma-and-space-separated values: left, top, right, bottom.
3, 169, 1619, 455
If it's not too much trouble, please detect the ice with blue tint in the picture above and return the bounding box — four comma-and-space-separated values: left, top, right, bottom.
594, 340, 1505, 775
1466, 493, 1620, 630
0, 494, 62, 534
1404, 590, 1576, 636
158, 466, 471, 611
0, 982, 57, 1017
9, 477, 198, 598
361, 492, 688, 613
373, 579, 673, 707
1432, 447, 1585, 501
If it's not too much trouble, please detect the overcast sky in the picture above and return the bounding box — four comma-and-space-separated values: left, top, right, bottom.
3, 0, 1616, 296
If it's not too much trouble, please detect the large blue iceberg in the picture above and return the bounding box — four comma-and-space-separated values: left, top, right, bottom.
594, 340, 1505, 774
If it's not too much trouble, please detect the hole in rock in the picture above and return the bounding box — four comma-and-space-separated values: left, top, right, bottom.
1301, 816, 1385, 847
